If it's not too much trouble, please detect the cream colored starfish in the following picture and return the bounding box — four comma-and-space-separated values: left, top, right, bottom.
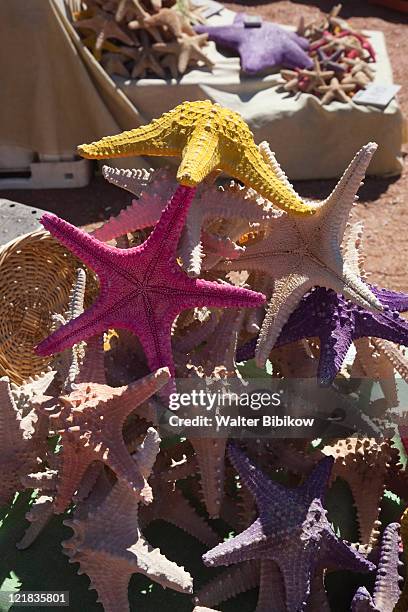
153, 32, 212, 74
217, 141, 382, 366
77, 100, 316, 215
62, 428, 193, 612
130, 30, 166, 78
318, 77, 356, 105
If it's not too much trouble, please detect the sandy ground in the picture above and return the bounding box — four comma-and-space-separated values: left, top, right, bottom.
1, 1, 407, 289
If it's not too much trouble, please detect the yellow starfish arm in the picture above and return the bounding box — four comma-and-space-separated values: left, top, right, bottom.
78, 107, 183, 159
177, 125, 221, 186
231, 148, 312, 215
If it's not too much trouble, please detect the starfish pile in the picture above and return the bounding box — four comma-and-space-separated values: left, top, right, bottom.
1, 100, 408, 611
280, 4, 376, 105
71, 0, 213, 78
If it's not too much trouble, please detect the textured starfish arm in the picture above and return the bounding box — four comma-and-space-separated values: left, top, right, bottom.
374, 288, 408, 312
174, 311, 219, 353
256, 273, 313, 367
317, 321, 354, 385
357, 314, 408, 347
130, 536, 193, 593
202, 231, 245, 259
106, 369, 170, 426
141, 486, 219, 547
77, 336, 106, 385
65, 553, 132, 612
321, 143, 377, 239
341, 265, 383, 312
54, 446, 96, 514
394, 509, 408, 612
373, 523, 401, 610
278, 549, 316, 612
203, 520, 266, 567
228, 443, 281, 505
40, 213, 115, 277
16, 496, 54, 550
191, 437, 227, 518
180, 278, 265, 311
256, 559, 286, 612
177, 124, 221, 186
36, 302, 111, 358
134, 427, 161, 480
324, 531, 375, 573
258, 142, 301, 199
102, 166, 154, 196
105, 438, 147, 494
179, 226, 204, 277
139, 185, 196, 263
78, 106, 183, 160
196, 561, 260, 607
92, 197, 163, 242
299, 456, 333, 500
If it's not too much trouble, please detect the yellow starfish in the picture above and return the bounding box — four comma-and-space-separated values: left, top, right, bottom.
77, 100, 314, 215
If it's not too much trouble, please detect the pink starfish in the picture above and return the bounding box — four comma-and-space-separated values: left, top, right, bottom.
36, 186, 265, 395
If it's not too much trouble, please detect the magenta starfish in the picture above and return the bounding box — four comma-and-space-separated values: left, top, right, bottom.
35, 186, 265, 395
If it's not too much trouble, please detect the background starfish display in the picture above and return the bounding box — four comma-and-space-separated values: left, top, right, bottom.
71, 0, 212, 78
195, 12, 313, 73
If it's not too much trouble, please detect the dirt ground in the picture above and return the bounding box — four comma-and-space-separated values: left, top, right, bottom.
1, 0, 407, 290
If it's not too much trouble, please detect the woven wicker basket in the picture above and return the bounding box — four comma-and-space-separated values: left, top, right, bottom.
0, 230, 98, 385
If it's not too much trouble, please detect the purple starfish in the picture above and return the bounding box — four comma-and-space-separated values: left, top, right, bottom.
35, 186, 265, 395
203, 445, 374, 612
237, 286, 408, 386
195, 13, 313, 74
351, 522, 401, 611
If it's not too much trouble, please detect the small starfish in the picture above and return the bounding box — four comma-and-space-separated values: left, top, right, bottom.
139, 7, 195, 38
0, 376, 50, 506
298, 57, 335, 89
237, 284, 408, 386
219, 143, 382, 367
153, 32, 213, 74
74, 8, 135, 57
351, 522, 402, 611
195, 12, 313, 73
98, 166, 269, 276
44, 367, 170, 513
77, 100, 316, 215
316, 47, 346, 75
130, 30, 166, 78
62, 428, 193, 612
35, 186, 265, 394
203, 446, 375, 612
318, 76, 356, 104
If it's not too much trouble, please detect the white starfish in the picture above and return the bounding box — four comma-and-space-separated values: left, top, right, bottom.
217, 142, 382, 366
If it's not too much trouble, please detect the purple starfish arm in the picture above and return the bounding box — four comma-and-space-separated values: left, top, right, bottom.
35, 186, 265, 391
236, 285, 408, 385
351, 522, 402, 611
203, 518, 267, 566
196, 13, 312, 73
